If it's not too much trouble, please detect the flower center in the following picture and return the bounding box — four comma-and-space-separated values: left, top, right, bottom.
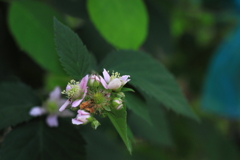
46, 100, 58, 113
62, 80, 82, 99
110, 71, 120, 81
93, 92, 105, 104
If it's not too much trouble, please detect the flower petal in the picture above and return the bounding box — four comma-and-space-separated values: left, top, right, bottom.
46, 114, 58, 127
79, 74, 89, 90
120, 75, 130, 82
72, 99, 83, 107
116, 104, 123, 110
29, 106, 46, 116
72, 118, 83, 125
100, 76, 108, 89
59, 100, 70, 112
49, 86, 61, 101
103, 69, 110, 83
66, 84, 71, 91
108, 78, 122, 90
78, 109, 90, 115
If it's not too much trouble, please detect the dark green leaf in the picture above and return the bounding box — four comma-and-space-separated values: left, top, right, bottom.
8, 0, 65, 74
87, 0, 148, 49
125, 92, 151, 125
127, 93, 173, 146
0, 118, 85, 160
121, 87, 135, 92
101, 50, 199, 121
54, 18, 91, 79
0, 82, 40, 130
107, 106, 132, 154
129, 106, 173, 147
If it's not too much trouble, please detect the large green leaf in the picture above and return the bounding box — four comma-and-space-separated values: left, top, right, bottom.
0, 118, 85, 160
0, 82, 40, 130
107, 106, 132, 154
8, 0, 64, 74
54, 18, 91, 79
87, 0, 148, 49
125, 92, 152, 125
127, 95, 173, 146
101, 50, 199, 121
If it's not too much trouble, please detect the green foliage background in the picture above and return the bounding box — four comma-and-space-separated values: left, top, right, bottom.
0, 0, 239, 160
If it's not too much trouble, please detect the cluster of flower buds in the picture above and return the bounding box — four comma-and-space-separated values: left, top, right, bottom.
59, 69, 131, 129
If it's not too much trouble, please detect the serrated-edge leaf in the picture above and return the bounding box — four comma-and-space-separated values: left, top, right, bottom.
0, 81, 41, 130
54, 17, 91, 79
0, 118, 85, 160
101, 50, 199, 121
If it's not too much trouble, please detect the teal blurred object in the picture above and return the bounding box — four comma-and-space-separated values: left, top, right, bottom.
201, 23, 240, 118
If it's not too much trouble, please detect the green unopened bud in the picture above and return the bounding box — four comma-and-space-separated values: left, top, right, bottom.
116, 92, 125, 98
112, 98, 123, 109
87, 116, 94, 123
91, 119, 101, 129
89, 75, 100, 88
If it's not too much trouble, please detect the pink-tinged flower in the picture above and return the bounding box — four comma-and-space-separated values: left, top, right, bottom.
72, 109, 91, 125
59, 75, 89, 112
29, 86, 74, 127
100, 69, 130, 90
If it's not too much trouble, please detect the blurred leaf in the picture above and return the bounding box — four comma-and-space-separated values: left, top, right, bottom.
121, 87, 135, 92
0, 118, 85, 160
54, 18, 91, 79
0, 81, 40, 130
8, 0, 64, 74
125, 92, 151, 125
44, 72, 70, 91
128, 104, 173, 146
107, 106, 132, 154
87, 0, 148, 49
101, 50, 199, 121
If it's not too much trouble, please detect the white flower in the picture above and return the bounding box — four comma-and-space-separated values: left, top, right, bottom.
29, 86, 74, 127
100, 69, 130, 90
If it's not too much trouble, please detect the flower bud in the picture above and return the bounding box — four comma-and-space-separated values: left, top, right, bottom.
89, 75, 100, 88
91, 119, 101, 129
116, 92, 125, 98
112, 98, 123, 109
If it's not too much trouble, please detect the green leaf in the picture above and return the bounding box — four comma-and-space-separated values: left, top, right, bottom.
125, 92, 151, 125
8, 0, 65, 74
0, 118, 85, 160
107, 106, 132, 154
129, 106, 173, 147
121, 87, 135, 92
54, 18, 91, 79
0, 82, 40, 130
101, 50, 199, 121
87, 0, 148, 49
126, 93, 173, 146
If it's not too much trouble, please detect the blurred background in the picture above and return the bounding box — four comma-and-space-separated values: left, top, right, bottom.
1, 0, 240, 159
